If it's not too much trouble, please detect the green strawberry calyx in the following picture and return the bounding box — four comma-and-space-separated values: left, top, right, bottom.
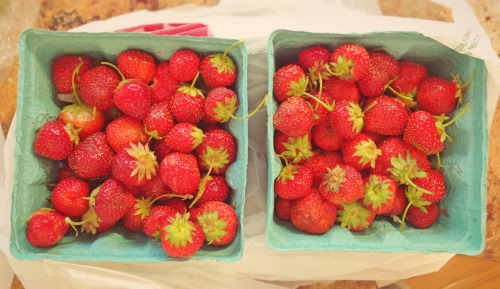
307, 60, 331, 89
388, 152, 433, 196
64, 207, 102, 236
452, 69, 475, 106
133, 197, 154, 220
322, 165, 346, 193
212, 94, 238, 123
163, 212, 196, 248
286, 75, 308, 98
276, 162, 297, 183
363, 175, 392, 210
196, 210, 228, 244
328, 56, 354, 79
303, 75, 335, 112
347, 102, 364, 134
126, 142, 159, 182
405, 186, 432, 211
280, 134, 313, 164
353, 139, 381, 168
209, 39, 244, 75
336, 201, 371, 230
434, 103, 471, 142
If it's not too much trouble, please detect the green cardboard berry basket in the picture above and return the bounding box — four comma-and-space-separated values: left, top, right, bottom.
10, 28, 248, 262
265, 29, 488, 255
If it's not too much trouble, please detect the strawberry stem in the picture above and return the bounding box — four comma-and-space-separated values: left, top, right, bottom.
71, 59, 84, 105
190, 71, 201, 89
303, 91, 334, 111
400, 201, 413, 230
404, 174, 433, 195
101, 61, 126, 81
453, 69, 475, 105
275, 153, 290, 167
223, 40, 245, 59
442, 103, 470, 128
189, 163, 214, 209
231, 94, 269, 120
436, 153, 441, 170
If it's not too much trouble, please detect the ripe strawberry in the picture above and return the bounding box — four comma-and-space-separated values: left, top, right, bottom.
322, 76, 360, 103
25, 208, 70, 247
387, 60, 428, 107
117, 49, 156, 84
168, 49, 201, 82
416, 76, 468, 116
195, 128, 236, 174
307, 90, 334, 126
159, 152, 201, 195
112, 142, 158, 187
357, 51, 399, 98
164, 122, 205, 153
79, 65, 120, 111
92, 178, 136, 224
105, 115, 149, 153
386, 185, 408, 215
289, 189, 337, 234
51, 177, 90, 217
150, 138, 172, 162
336, 201, 375, 232
297, 45, 331, 87
143, 101, 175, 139
192, 174, 229, 206
160, 198, 188, 213
341, 133, 381, 171
68, 132, 115, 179
52, 55, 94, 94
57, 164, 76, 181
122, 197, 155, 232
405, 203, 440, 229
328, 43, 370, 81
193, 201, 238, 245
33, 120, 75, 160
303, 151, 343, 187
362, 174, 397, 215
274, 132, 313, 164
311, 120, 344, 151
160, 212, 204, 258
149, 61, 180, 103
199, 41, 241, 88
275, 196, 292, 221
273, 64, 308, 103
203, 87, 239, 124
406, 169, 446, 209
169, 81, 205, 124
319, 164, 365, 204
273, 96, 314, 138
274, 163, 313, 200
330, 100, 364, 140
363, 95, 409, 136
58, 103, 105, 140
140, 176, 172, 200
113, 79, 152, 119
143, 205, 177, 238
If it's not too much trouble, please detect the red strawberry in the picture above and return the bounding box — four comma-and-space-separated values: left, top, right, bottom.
297, 45, 331, 87
193, 201, 238, 245
140, 176, 172, 200
322, 76, 361, 103
199, 41, 241, 88
68, 132, 115, 179
357, 51, 399, 98
406, 169, 446, 209
160, 198, 188, 213
319, 164, 365, 205
122, 197, 155, 232
52, 55, 94, 94
164, 122, 205, 153
362, 174, 397, 215
79, 65, 120, 111
307, 90, 334, 126
51, 177, 90, 217
159, 152, 201, 195
149, 61, 181, 104
274, 163, 313, 200
195, 129, 236, 174
386, 185, 408, 215
33, 120, 75, 160
273, 64, 308, 103
336, 201, 376, 232
275, 196, 292, 221
160, 212, 204, 258
92, 178, 136, 224
113, 79, 152, 119
289, 189, 337, 234
117, 49, 156, 84
25, 208, 70, 247
273, 96, 314, 138
105, 115, 149, 153
387, 60, 428, 107
328, 43, 370, 81
405, 203, 440, 229
416, 76, 471, 116
58, 103, 105, 141
341, 133, 381, 171
303, 151, 343, 187
192, 174, 229, 206
330, 100, 364, 140
57, 164, 76, 181
143, 101, 175, 139
274, 132, 313, 164
168, 49, 201, 82
203, 87, 239, 124
150, 138, 173, 162
143, 205, 177, 238
112, 142, 158, 187
169, 81, 205, 124
311, 120, 344, 151
363, 95, 409, 136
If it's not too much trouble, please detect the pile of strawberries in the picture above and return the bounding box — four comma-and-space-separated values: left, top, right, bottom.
26, 42, 244, 258
272, 43, 472, 234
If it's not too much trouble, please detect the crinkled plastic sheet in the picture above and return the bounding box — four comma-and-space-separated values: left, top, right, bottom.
1, 0, 500, 288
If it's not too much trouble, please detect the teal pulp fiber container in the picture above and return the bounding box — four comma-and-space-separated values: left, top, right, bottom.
11, 28, 248, 262
266, 29, 488, 255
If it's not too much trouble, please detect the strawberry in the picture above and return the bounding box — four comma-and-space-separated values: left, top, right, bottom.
199, 41, 241, 88
273, 64, 308, 103
341, 133, 381, 171
168, 49, 201, 82
311, 120, 344, 151
273, 96, 314, 138
143, 205, 177, 238
195, 128, 236, 174
169, 78, 205, 124
330, 100, 364, 140
322, 76, 360, 103
363, 95, 409, 136
160, 212, 204, 258
57, 164, 76, 181
79, 65, 120, 111
143, 101, 175, 139
203, 87, 239, 124
405, 203, 440, 229
193, 201, 238, 245
357, 51, 399, 98
303, 151, 343, 187
362, 174, 397, 215
275, 196, 292, 221
122, 197, 155, 232
150, 138, 172, 162
25, 208, 70, 247
113, 79, 152, 119
164, 122, 205, 153
112, 142, 158, 187
192, 174, 229, 206
160, 198, 188, 213
140, 176, 172, 200
52, 55, 94, 94
51, 177, 90, 217
159, 152, 201, 195
336, 201, 375, 232
68, 132, 115, 179
319, 164, 365, 204
386, 185, 408, 215
274, 132, 313, 164
92, 178, 136, 224
77, 207, 117, 235
58, 103, 105, 140
297, 45, 331, 87
289, 189, 337, 234
387, 60, 428, 107
307, 90, 334, 126
105, 115, 149, 153
328, 43, 370, 82
274, 163, 313, 200
117, 49, 156, 84
149, 61, 181, 104
406, 169, 446, 209
33, 120, 75, 160
416, 75, 471, 116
